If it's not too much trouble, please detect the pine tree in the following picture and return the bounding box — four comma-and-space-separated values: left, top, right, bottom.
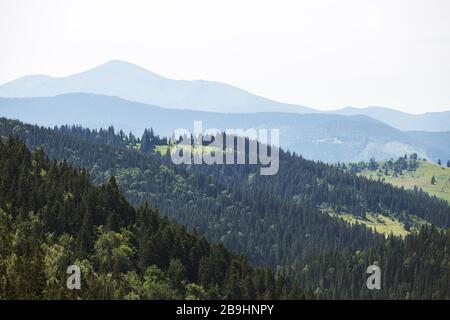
77, 207, 94, 257
368, 158, 378, 171
141, 129, 151, 153
167, 258, 187, 290
141, 128, 156, 153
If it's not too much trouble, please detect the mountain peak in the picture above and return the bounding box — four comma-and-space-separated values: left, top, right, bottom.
82, 59, 166, 80
97, 59, 146, 70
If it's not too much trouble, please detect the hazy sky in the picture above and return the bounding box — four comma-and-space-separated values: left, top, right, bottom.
1, 0, 449, 113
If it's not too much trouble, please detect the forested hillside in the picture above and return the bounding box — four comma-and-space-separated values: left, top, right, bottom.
287, 226, 450, 299
1, 118, 449, 299
2, 118, 450, 263
0, 136, 308, 299
0, 118, 386, 267
189, 144, 450, 229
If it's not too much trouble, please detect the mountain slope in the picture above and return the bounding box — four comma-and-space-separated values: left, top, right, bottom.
0, 117, 390, 266
0, 128, 450, 300
1, 120, 449, 299
288, 226, 450, 299
2, 117, 450, 231
331, 106, 450, 132
0, 60, 314, 114
1, 93, 449, 163
406, 131, 450, 160
0, 136, 308, 299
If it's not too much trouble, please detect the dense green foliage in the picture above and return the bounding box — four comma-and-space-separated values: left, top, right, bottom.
1, 118, 449, 300
191, 148, 449, 227
287, 227, 450, 299
0, 136, 308, 299
0, 119, 386, 267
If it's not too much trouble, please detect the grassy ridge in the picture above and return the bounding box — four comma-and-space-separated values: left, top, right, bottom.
360, 160, 450, 203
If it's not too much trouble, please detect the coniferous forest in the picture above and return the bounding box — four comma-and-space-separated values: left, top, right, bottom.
0, 118, 449, 299
0, 135, 308, 299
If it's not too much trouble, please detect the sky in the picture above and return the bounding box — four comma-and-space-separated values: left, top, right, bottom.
0, 0, 449, 114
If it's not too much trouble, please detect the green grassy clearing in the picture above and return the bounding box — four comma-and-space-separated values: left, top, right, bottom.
154, 144, 228, 156
360, 160, 450, 203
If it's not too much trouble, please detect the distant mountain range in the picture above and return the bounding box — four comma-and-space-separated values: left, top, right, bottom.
0, 60, 449, 162
1, 93, 449, 163
1, 60, 449, 133
330, 106, 450, 132
0, 60, 314, 114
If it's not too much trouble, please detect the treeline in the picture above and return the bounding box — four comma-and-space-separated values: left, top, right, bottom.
346, 154, 421, 175
0, 136, 308, 299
